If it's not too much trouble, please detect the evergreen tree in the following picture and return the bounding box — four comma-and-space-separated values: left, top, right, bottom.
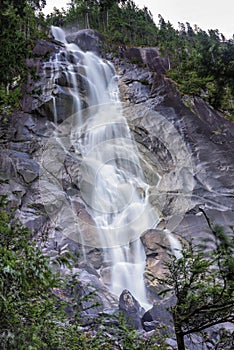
0, 0, 46, 111
0, 195, 167, 349
158, 228, 234, 350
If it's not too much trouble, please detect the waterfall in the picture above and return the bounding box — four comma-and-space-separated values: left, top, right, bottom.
164, 229, 182, 259
42, 26, 159, 309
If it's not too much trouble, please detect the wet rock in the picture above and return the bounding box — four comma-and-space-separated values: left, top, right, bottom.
0, 179, 26, 209
33, 39, 61, 57
35, 62, 89, 123
15, 181, 48, 233
10, 151, 39, 184
141, 229, 170, 292
86, 248, 103, 270
22, 40, 60, 113
17, 207, 47, 233
141, 228, 169, 253
119, 290, 144, 329
117, 56, 234, 249
21, 93, 35, 114
174, 207, 234, 253
68, 268, 118, 319
0, 148, 17, 180
36, 85, 76, 123
122, 47, 169, 74
143, 320, 159, 332
142, 296, 175, 332
7, 113, 42, 154
66, 29, 105, 55
166, 338, 177, 349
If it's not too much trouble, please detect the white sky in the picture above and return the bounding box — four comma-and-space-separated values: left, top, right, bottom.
43, 0, 234, 39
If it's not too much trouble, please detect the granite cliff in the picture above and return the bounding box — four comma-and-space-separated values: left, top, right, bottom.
0, 31, 233, 348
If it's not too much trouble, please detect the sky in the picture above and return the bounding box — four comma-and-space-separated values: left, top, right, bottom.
43, 0, 234, 39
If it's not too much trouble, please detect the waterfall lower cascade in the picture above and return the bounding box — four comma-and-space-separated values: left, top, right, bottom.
41, 26, 159, 309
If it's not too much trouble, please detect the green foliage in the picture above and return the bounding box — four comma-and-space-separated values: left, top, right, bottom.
1, 1, 233, 117
0, 198, 168, 349
47, 0, 159, 47
115, 313, 168, 350
158, 229, 234, 349
0, 1, 42, 86
165, 27, 234, 118
0, 86, 21, 114
45, 2, 234, 118
0, 208, 60, 349
215, 328, 234, 349
0, 1, 47, 112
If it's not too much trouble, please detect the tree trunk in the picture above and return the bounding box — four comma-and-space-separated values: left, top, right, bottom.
85, 13, 90, 29
173, 312, 186, 350
175, 329, 186, 350
106, 9, 109, 28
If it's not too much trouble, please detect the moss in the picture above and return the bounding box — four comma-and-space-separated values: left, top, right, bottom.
212, 129, 222, 135
139, 78, 149, 85
182, 95, 203, 120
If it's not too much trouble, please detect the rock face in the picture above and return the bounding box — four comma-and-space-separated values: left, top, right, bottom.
1, 31, 234, 341
115, 46, 234, 242
122, 46, 169, 74
66, 29, 105, 55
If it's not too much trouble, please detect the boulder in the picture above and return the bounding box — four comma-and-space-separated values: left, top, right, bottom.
32, 39, 61, 57
142, 296, 176, 332
10, 150, 39, 184
66, 29, 105, 55
119, 290, 144, 329
36, 86, 76, 123
0, 179, 26, 208
122, 47, 169, 74
0, 148, 17, 180
141, 229, 170, 292
61, 268, 118, 322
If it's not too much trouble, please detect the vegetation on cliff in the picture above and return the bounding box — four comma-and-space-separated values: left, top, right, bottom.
0, 196, 167, 349
0, 0, 46, 111
47, 0, 234, 119
158, 225, 234, 350
1, 193, 233, 348
0, 0, 233, 118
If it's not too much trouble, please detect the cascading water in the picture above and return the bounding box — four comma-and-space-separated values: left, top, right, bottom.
41, 26, 159, 309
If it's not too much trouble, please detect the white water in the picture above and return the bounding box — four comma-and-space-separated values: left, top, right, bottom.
164, 229, 182, 259
44, 26, 160, 308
